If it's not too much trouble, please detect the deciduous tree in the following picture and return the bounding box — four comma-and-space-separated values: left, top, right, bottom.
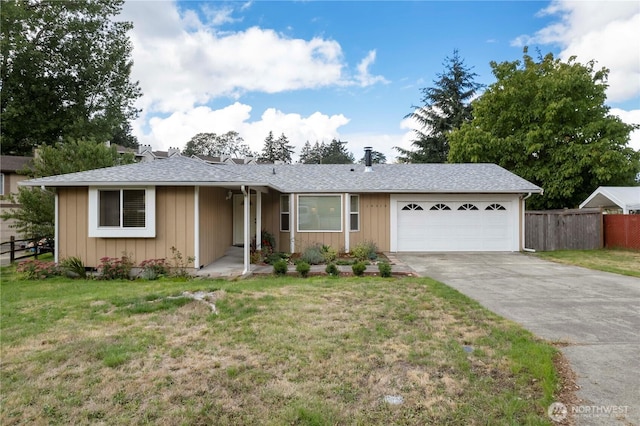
448, 49, 640, 209
182, 131, 256, 158
0, 0, 141, 155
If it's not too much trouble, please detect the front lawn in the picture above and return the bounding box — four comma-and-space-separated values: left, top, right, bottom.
536, 249, 640, 277
1, 273, 562, 425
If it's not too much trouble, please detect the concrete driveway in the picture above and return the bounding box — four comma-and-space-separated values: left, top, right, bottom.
398, 252, 640, 425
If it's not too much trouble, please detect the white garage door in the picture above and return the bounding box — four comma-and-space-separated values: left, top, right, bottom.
396, 200, 515, 251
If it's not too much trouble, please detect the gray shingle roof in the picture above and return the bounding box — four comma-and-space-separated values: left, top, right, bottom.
22, 155, 542, 194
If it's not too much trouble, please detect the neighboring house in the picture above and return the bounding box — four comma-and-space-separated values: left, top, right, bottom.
21, 150, 542, 274
1, 155, 33, 241
579, 186, 640, 214
111, 143, 258, 165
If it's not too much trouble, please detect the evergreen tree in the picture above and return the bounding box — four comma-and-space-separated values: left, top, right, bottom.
275, 133, 295, 163
299, 139, 354, 164
259, 131, 277, 162
359, 150, 387, 164
396, 50, 482, 163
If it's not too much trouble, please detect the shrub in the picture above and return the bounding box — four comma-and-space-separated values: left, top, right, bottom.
378, 261, 392, 278
265, 252, 288, 265
351, 241, 378, 261
16, 259, 58, 280
251, 230, 276, 257
352, 262, 366, 276
325, 263, 339, 277
273, 259, 288, 275
296, 261, 311, 278
321, 245, 338, 263
300, 244, 325, 265
98, 254, 134, 280
59, 256, 86, 279
169, 246, 195, 279
139, 258, 168, 280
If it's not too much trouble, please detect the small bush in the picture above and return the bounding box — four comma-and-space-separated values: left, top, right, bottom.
59, 256, 86, 278
169, 247, 195, 278
16, 259, 59, 280
139, 258, 168, 280
273, 259, 288, 275
352, 262, 366, 276
296, 261, 311, 278
325, 263, 339, 276
378, 261, 392, 278
265, 252, 288, 265
300, 244, 325, 265
351, 241, 378, 261
98, 254, 134, 280
321, 245, 338, 263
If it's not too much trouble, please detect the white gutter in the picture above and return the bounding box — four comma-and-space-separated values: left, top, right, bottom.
521, 192, 535, 252
241, 185, 250, 275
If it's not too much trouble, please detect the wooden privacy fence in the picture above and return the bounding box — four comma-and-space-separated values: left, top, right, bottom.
525, 209, 603, 251
604, 214, 640, 250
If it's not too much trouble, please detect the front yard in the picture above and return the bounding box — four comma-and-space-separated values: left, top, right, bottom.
536, 249, 640, 277
1, 272, 565, 425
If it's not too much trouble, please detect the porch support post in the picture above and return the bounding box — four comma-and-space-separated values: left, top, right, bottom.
193, 186, 200, 269
290, 194, 295, 253
242, 185, 251, 275
256, 190, 262, 250
344, 193, 350, 253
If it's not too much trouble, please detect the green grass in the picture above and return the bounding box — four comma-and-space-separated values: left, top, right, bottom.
536, 249, 640, 277
1, 271, 561, 425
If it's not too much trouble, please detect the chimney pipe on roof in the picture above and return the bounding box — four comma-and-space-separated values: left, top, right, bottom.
364, 146, 373, 172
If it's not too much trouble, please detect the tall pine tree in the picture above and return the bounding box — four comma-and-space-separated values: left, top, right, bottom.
396, 50, 482, 163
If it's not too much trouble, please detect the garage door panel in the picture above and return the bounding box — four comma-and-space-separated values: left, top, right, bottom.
396, 199, 515, 251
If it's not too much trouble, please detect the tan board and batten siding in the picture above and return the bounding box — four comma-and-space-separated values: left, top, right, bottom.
290, 193, 390, 252
58, 187, 196, 268
197, 187, 232, 268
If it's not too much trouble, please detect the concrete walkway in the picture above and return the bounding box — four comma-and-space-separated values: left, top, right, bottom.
398, 252, 640, 426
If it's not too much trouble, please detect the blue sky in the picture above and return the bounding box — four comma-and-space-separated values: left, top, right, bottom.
120, 1, 640, 160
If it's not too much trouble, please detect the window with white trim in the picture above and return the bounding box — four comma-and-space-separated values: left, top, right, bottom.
350, 195, 359, 231
298, 195, 342, 232
89, 187, 155, 238
280, 195, 290, 231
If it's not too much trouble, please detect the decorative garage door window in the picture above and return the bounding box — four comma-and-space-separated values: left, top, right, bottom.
458, 203, 479, 211
430, 203, 451, 211
402, 203, 423, 211
485, 203, 506, 210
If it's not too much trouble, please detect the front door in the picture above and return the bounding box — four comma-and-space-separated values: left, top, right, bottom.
233, 194, 256, 246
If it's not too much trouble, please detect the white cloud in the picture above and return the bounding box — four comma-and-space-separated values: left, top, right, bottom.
355, 50, 389, 87
512, 0, 640, 103
135, 102, 351, 157
610, 108, 640, 151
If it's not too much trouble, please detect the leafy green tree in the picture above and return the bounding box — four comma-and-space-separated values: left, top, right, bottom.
0, 0, 141, 156
449, 49, 640, 209
1, 140, 135, 239
359, 150, 387, 164
260, 132, 294, 163
299, 139, 354, 164
183, 131, 256, 158
396, 50, 482, 163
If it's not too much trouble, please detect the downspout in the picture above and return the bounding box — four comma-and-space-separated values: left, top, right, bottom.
194, 186, 200, 269
54, 190, 59, 264
241, 185, 250, 275
521, 192, 535, 252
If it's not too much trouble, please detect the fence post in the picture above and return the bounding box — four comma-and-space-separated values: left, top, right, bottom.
10, 236, 15, 263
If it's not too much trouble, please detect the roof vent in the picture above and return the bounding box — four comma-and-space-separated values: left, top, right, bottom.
364, 146, 373, 172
